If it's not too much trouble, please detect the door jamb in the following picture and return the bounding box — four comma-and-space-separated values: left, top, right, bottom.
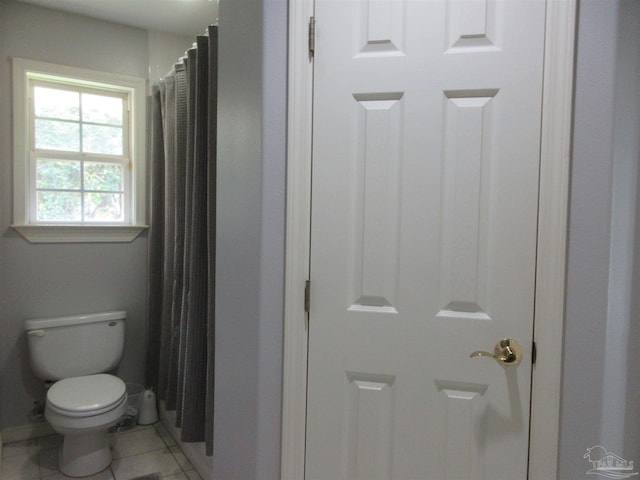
280, 1, 576, 478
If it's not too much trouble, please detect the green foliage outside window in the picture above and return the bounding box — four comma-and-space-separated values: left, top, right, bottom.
32, 84, 127, 223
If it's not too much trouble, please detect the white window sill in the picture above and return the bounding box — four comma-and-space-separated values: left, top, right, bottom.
11, 225, 148, 244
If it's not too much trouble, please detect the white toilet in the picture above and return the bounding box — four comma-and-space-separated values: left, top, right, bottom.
25, 311, 128, 477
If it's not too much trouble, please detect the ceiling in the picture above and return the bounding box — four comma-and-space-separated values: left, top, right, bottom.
18, 0, 218, 37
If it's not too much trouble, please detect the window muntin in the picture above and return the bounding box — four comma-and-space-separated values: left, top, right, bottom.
28, 80, 131, 224
12, 58, 147, 243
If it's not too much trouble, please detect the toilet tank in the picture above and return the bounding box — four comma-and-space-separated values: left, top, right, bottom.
24, 311, 126, 381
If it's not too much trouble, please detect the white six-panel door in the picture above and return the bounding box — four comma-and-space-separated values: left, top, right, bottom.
305, 1, 546, 478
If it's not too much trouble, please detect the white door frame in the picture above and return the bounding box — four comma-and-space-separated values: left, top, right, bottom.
280, 1, 577, 478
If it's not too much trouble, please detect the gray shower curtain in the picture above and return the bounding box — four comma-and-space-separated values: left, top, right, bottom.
146, 25, 217, 456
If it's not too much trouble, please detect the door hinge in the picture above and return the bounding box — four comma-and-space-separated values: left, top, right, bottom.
308, 16, 315, 58
304, 280, 311, 313
532, 340, 537, 364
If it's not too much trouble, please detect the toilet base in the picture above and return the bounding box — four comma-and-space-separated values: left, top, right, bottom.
59, 430, 112, 477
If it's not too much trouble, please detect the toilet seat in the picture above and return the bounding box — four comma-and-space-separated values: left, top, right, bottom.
47, 373, 126, 417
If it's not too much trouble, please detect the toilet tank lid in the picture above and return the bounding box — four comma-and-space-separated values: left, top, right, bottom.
25, 311, 127, 331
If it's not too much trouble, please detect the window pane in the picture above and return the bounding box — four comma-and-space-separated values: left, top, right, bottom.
84, 162, 123, 191
82, 125, 123, 155
82, 93, 123, 126
84, 192, 123, 222
36, 159, 81, 189
35, 119, 80, 152
34, 87, 79, 121
37, 191, 81, 221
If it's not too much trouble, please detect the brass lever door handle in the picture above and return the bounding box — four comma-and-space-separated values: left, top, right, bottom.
470, 338, 522, 366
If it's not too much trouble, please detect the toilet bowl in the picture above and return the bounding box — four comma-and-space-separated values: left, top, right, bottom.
24, 311, 128, 477
45, 374, 127, 477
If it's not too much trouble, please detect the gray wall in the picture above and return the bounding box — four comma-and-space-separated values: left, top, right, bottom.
615, 0, 640, 462
2, 1, 638, 478
213, 0, 286, 478
605, 0, 640, 462
0, 1, 191, 431
559, 0, 640, 477
212, 1, 639, 478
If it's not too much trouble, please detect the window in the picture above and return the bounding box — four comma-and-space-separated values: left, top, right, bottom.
32, 83, 129, 223
12, 58, 147, 243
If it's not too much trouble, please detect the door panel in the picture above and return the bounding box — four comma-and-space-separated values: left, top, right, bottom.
306, 1, 546, 478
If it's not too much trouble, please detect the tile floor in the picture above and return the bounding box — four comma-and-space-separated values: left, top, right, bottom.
1, 423, 202, 480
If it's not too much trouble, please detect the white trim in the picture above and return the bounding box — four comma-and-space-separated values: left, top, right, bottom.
281, 1, 576, 478
280, 0, 314, 478
528, 1, 576, 478
11, 225, 147, 243
11, 57, 147, 242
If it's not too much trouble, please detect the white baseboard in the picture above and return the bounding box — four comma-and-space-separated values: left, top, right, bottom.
158, 401, 212, 479
1, 422, 55, 443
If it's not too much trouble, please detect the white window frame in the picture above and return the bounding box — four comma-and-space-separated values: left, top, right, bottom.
12, 58, 147, 243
